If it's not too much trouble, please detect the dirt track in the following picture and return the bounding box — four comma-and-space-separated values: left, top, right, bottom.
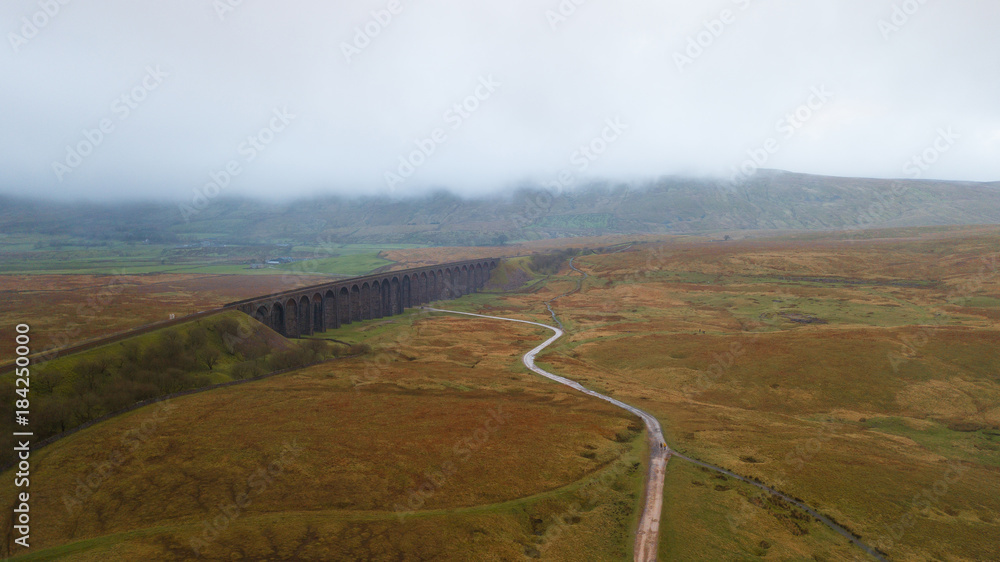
428, 250, 888, 561
426, 307, 669, 561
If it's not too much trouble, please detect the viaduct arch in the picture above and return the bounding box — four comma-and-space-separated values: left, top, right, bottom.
227, 258, 500, 338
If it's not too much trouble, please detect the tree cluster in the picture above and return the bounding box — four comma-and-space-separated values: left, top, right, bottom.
1, 317, 272, 448
528, 249, 581, 275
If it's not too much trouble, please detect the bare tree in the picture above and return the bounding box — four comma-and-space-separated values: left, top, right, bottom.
200, 348, 222, 370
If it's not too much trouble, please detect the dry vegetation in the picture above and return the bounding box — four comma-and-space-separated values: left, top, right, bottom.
3, 226, 999, 560
378, 234, 688, 268
0, 311, 358, 458
467, 226, 1000, 560
1, 312, 647, 560
0, 274, 323, 358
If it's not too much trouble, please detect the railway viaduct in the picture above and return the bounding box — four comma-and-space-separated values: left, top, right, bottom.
226, 258, 500, 338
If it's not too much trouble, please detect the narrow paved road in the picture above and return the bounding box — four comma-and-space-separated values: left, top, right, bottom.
425, 307, 669, 561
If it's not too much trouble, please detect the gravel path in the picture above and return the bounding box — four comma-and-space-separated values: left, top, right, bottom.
428, 249, 886, 561
426, 305, 669, 561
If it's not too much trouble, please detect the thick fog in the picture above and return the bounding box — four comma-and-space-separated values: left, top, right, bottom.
1, 0, 998, 202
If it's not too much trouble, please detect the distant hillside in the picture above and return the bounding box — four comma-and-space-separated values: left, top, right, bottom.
2, 170, 998, 246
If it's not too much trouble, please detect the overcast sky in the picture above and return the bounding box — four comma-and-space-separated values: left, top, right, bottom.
1, 0, 998, 202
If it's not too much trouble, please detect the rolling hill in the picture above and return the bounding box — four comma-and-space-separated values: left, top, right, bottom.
2, 170, 998, 247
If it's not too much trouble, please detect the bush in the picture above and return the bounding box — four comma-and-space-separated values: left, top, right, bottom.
236, 337, 270, 360
34, 369, 62, 395
186, 326, 209, 349
34, 395, 71, 436
145, 332, 190, 370
529, 250, 577, 275
122, 340, 142, 364
948, 421, 986, 432
349, 343, 372, 356
73, 359, 109, 393
266, 348, 312, 371
328, 342, 352, 357
223, 326, 270, 359
11, 315, 294, 452
231, 361, 264, 380
213, 317, 240, 338
302, 339, 330, 360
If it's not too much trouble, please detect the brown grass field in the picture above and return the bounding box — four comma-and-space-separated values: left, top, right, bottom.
2, 312, 647, 560
0, 274, 324, 359
456, 226, 1000, 560
0, 237, 659, 359
378, 234, 689, 267
3, 225, 999, 560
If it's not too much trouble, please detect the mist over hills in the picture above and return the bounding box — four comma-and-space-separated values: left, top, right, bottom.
3, 170, 999, 246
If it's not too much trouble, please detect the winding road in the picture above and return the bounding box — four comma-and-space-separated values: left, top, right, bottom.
425, 306, 670, 561
428, 252, 887, 561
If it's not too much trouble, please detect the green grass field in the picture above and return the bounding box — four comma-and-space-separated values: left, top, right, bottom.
0, 235, 398, 276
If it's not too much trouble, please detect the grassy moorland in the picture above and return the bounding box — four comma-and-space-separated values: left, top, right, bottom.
2, 226, 998, 560
1, 309, 647, 561
0, 311, 353, 457
470, 227, 1000, 560
0, 234, 657, 359
0, 235, 401, 357
0, 273, 325, 359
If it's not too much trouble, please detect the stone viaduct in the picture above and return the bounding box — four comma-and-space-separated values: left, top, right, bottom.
226, 258, 499, 338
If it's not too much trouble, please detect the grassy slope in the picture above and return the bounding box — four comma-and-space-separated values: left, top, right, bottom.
5, 227, 998, 560
27, 310, 288, 382
1, 308, 648, 561
659, 461, 861, 560
469, 230, 1000, 560
4, 173, 1000, 248
0, 310, 338, 460
0, 273, 333, 361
